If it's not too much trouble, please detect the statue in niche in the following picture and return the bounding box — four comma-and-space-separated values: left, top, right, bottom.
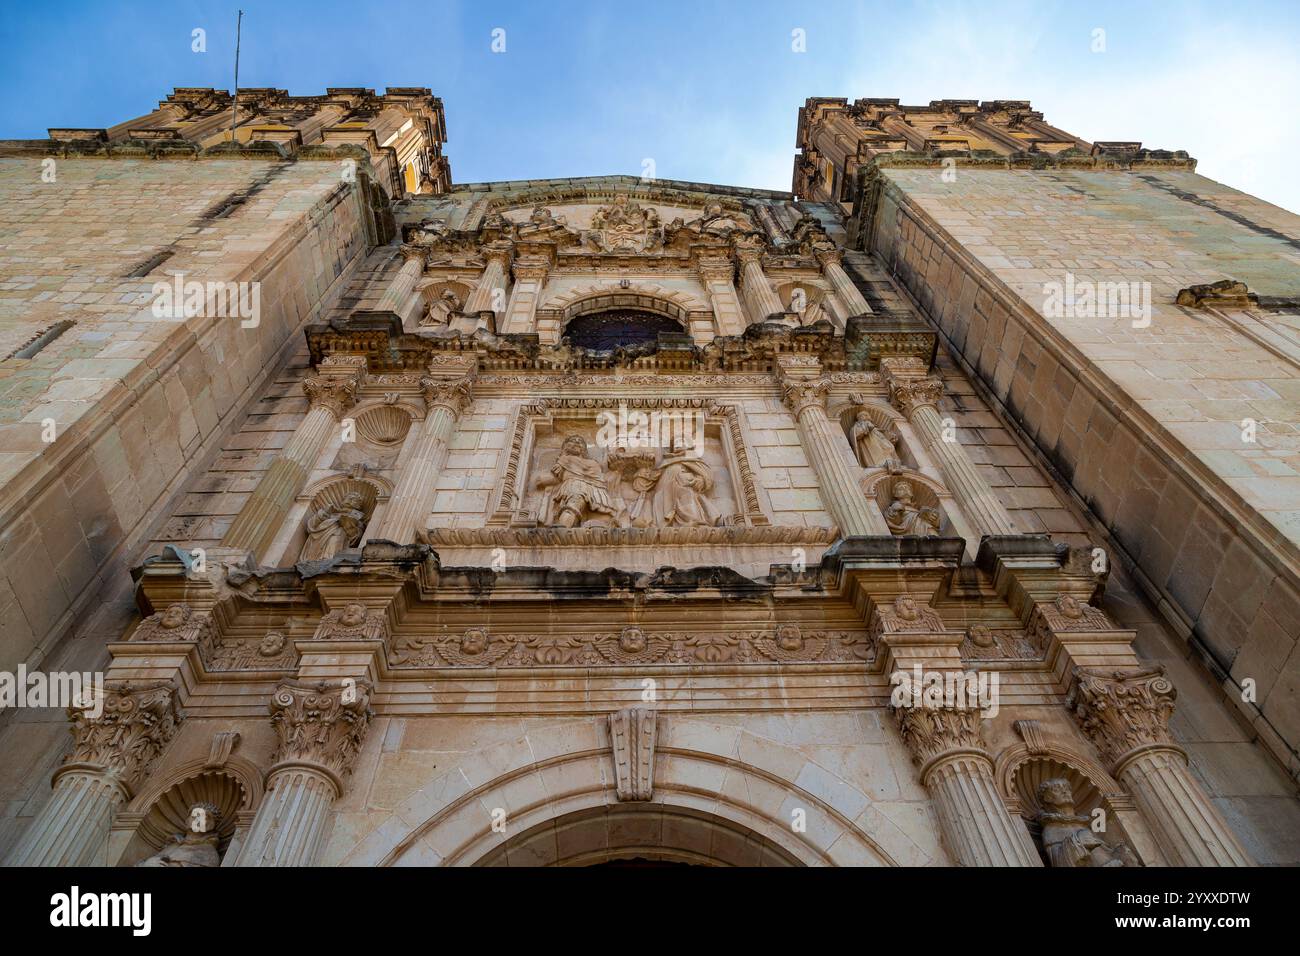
420, 288, 462, 327
535, 435, 621, 528
850, 411, 898, 468
137, 803, 222, 867
626, 436, 722, 528
883, 479, 941, 536
1036, 778, 1140, 867
299, 490, 367, 562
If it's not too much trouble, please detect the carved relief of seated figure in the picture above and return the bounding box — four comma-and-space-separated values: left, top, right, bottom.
1036, 778, 1140, 867
421, 288, 462, 327
137, 803, 222, 867
535, 435, 621, 528
883, 480, 941, 536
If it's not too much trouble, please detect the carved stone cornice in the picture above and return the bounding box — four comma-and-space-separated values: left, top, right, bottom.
60, 682, 182, 791
303, 375, 358, 417
268, 679, 373, 782
892, 703, 987, 777
1068, 666, 1178, 772
511, 254, 551, 281
887, 376, 943, 417
420, 372, 475, 416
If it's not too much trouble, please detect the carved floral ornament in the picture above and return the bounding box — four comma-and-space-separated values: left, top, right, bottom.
269, 679, 373, 782
892, 704, 987, 772
1068, 666, 1178, 770
420, 372, 475, 415
389, 624, 873, 668
302, 375, 358, 417
887, 376, 944, 416
62, 682, 182, 790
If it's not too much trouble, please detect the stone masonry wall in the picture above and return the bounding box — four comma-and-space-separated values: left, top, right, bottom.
869, 166, 1300, 781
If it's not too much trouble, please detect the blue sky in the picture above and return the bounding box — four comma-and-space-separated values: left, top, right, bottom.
3, 1, 1298, 212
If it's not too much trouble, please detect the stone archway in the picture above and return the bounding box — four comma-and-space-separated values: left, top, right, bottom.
475, 803, 804, 867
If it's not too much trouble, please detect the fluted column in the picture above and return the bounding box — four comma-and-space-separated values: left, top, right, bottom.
234, 679, 373, 867
377, 244, 427, 322
735, 242, 786, 324
1071, 667, 1253, 866
697, 256, 746, 336
894, 705, 1043, 866
886, 367, 1015, 538
780, 371, 893, 536
222, 358, 362, 560
373, 367, 475, 544
816, 248, 872, 317
502, 255, 549, 333
4, 683, 181, 866
463, 244, 512, 316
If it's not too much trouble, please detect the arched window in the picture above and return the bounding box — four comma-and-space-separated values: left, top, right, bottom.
563, 309, 685, 350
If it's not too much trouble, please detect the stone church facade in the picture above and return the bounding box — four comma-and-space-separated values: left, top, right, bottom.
0, 90, 1296, 866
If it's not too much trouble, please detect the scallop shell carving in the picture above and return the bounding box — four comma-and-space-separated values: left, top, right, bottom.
354, 405, 412, 446
138, 771, 248, 851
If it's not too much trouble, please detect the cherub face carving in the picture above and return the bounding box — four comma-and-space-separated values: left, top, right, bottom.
619, 627, 647, 654
775, 625, 803, 652
894, 595, 920, 621
461, 628, 488, 656
258, 632, 287, 657
160, 604, 189, 629
339, 603, 368, 629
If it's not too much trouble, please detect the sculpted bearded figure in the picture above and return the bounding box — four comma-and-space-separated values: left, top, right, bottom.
536, 435, 620, 528
883, 480, 941, 536
850, 411, 897, 468
1036, 778, 1139, 867
299, 490, 367, 562
627, 436, 722, 528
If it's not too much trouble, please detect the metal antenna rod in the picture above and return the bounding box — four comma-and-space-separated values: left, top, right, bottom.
230, 10, 244, 143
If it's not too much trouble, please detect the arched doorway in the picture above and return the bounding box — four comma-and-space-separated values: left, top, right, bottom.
474, 804, 803, 867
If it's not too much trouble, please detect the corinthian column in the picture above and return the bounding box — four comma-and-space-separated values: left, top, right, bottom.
377, 244, 427, 323
463, 244, 512, 317
778, 361, 892, 536
222, 357, 363, 560
697, 255, 746, 336
373, 362, 476, 544
735, 240, 787, 324
3, 683, 181, 866
885, 366, 1015, 538
234, 679, 373, 867
893, 704, 1043, 866
502, 255, 549, 333
1070, 667, 1252, 866
815, 247, 872, 317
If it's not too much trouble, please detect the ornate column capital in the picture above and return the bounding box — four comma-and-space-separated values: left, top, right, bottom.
887, 375, 944, 417
268, 679, 374, 788
1069, 666, 1179, 772
779, 376, 831, 416
892, 703, 989, 779
732, 233, 769, 265
420, 372, 475, 416
813, 245, 844, 268
482, 241, 515, 269
696, 255, 736, 283
302, 375, 359, 418
59, 682, 182, 793
397, 243, 429, 266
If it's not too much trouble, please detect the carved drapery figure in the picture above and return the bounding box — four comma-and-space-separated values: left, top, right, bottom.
535, 435, 620, 528
137, 802, 222, 867
1035, 778, 1139, 867
883, 479, 941, 536
850, 411, 898, 468
420, 288, 462, 327
298, 490, 367, 562
627, 438, 722, 528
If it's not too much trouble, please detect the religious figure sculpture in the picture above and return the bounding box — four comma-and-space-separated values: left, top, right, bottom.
626, 437, 722, 528
299, 490, 367, 562
883, 480, 941, 536
535, 435, 621, 527
420, 288, 462, 327
137, 803, 222, 867
850, 411, 898, 467
1036, 778, 1140, 867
